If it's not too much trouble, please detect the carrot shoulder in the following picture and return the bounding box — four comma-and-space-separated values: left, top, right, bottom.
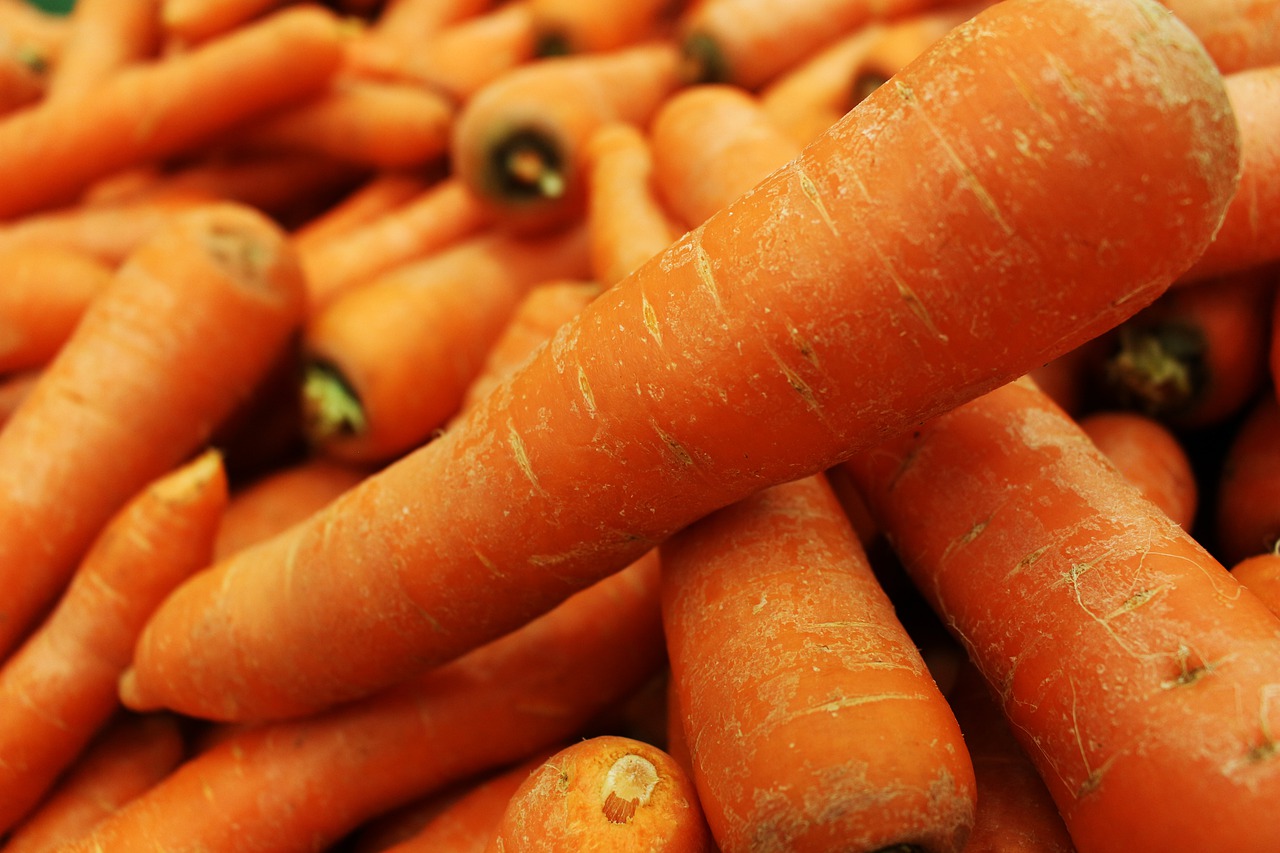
125, 0, 1241, 721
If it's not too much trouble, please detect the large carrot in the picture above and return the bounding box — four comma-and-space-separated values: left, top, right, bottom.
842, 377, 1280, 852
0, 451, 226, 835
0, 203, 306, 661
0, 245, 115, 374
124, 0, 1242, 721
0, 4, 344, 221
82, 557, 666, 851
660, 475, 975, 853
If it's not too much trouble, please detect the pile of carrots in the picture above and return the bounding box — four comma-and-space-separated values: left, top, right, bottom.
1, 0, 1279, 850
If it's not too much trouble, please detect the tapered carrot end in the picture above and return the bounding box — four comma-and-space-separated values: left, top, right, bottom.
118, 667, 156, 712
151, 448, 227, 505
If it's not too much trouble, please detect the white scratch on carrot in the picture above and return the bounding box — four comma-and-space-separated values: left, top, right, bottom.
508, 419, 544, 494
577, 365, 597, 417
794, 691, 928, 718
796, 168, 838, 236
641, 292, 663, 347
651, 420, 694, 467
693, 243, 722, 310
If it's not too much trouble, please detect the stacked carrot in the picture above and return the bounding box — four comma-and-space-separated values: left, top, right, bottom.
1, 0, 1279, 850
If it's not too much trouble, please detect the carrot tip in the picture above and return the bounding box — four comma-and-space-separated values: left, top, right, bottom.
301, 359, 367, 444
1104, 322, 1205, 417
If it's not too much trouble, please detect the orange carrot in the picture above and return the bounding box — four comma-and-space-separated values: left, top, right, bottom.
1180, 65, 1280, 283
583, 122, 682, 286
46, 0, 161, 103
124, 0, 1241, 721
1216, 395, 1280, 565
843, 377, 1280, 852
529, 0, 681, 55
87, 557, 666, 851
292, 170, 436, 251
0, 450, 225, 835
1231, 548, 1280, 619
0, 4, 344, 221
161, 0, 286, 45
0, 0, 68, 68
3, 713, 185, 853
302, 225, 590, 462
661, 474, 975, 853
485, 736, 711, 853
0, 245, 115, 374
299, 176, 493, 312
0, 203, 305, 661
676, 0, 973, 88
231, 79, 455, 170
649, 83, 801, 228
451, 40, 682, 232
1159, 0, 1280, 73
1079, 410, 1199, 530
0, 367, 37, 430
0, 29, 48, 114
1098, 267, 1275, 429
372, 0, 495, 45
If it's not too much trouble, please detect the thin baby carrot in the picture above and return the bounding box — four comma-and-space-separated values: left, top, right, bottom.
1159, 0, 1280, 73
292, 170, 436, 251
0, 4, 344, 221
450, 40, 683, 232
661, 475, 975, 853
484, 736, 712, 852
161, 0, 286, 44
85, 557, 666, 851
0, 245, 115, 374
0, 203, 306, 661
124, 0, 1242, 721
1079, 410, 1199, 530
3, 713, 186, 853
46, 0, 161, 103
0, 451, 226, 835
842, 377, 1280, 852
1215, 395, 1280, 565
529, 0, 681, 56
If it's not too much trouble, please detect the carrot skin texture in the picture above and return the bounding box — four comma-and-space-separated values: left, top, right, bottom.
1231, 551, 1280, 618
661, 475, 975, 853
844, 379, 1280, 852
1159, 0, 1280, 73
1078, 410, 1198, 530
125, 0, 1242, 721
0, 203, 306, 661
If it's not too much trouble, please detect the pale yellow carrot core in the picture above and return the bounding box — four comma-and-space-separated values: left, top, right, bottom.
505, 145, 565, 199
600, 754, 658, 825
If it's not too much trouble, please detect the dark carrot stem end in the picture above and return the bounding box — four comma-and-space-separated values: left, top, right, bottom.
300, 359, 367, 444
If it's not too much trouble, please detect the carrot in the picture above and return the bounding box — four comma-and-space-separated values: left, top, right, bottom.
648, 83, 801, 228
161, 0, 286, 44
300, 176, 493, 312
0, 0, 68, 68
45, 0, 161, 103
90, 557, 667, 851
0, 4, 344, 221
676, 0, 974, 88
213, 456, 369, 560
0, 450, 225, 835
231, 79, 455, 170
1215, 395, 1280, 565
302, 225, 590, 462
843, 377, 1280, 852
947, 664, 1076, 853
450, 40, 683, 233
343, 1, 538, 105
583, 122, 682, 286
0, 367, 37, 430
2, 713, 185, 853
1098, 267, 1275, 429
529, 0, 680, 56
661, 474, 975, 853
1078, 410, 1199, 530
0, 245, 115, 374
124, 0, 1242, 722
1231, 548, 1280, 619
1180, 65, 1280, 283
1159, 0, 1280, 73
292, 170, 436, 251
485, 736, 711, 853
372, 0, 495, 45
0, 203, 305, 661
0, 29, 48, 114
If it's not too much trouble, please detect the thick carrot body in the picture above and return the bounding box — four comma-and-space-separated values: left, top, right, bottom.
292, 171, 435, 251
661, 475, 975, 853
529, 0, 678, 55
0, 5, 344, 221
1160, 0, 1280, 73
0, 203, 305, 660
125, 0, 1241, 721
162, 0, 285, 43
485, 736, 711, 853
90, 557, 666, 851
46, 0, 161, 103
843, 378, 1280, 852
0, 246, 115, 373
372, 0, 494, 44
1216, 395, 1280, 564
1078, 410, 1198, 530
0, 451, 226, 834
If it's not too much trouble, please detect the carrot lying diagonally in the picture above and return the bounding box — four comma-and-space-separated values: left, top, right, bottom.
0, 246, 114, 374
162, 0, 285, 45
292, 170, 435, 251
125, 0, 1241, 721
46, 0, 161, 103
842, 378, 1280, 853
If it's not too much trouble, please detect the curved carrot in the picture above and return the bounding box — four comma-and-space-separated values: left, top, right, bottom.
529, 0, 680, 55
1078, 410, 1199, 530
3, 713, 185, 853
0, 245, 115, 374
302, 226, 590, 462
46, 0, 161, 103
1216, 395, 1280, 565
0, 4, 344, 221
0, 451, 226, 835
843, 378, 1280, 852
583, 121, 682, 285
648, 83, 800, 228
292, 170, 436, 251
661, 474, 975, 853
125, 0, 1241, 721
88, 557, 666, 851
0, 203, 306, 661
1231, 549, 1280, 619
161, 0, 285, 44
1159, 0, 1280, 74
485, 736, 712, 853
451, 40, 682, 233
